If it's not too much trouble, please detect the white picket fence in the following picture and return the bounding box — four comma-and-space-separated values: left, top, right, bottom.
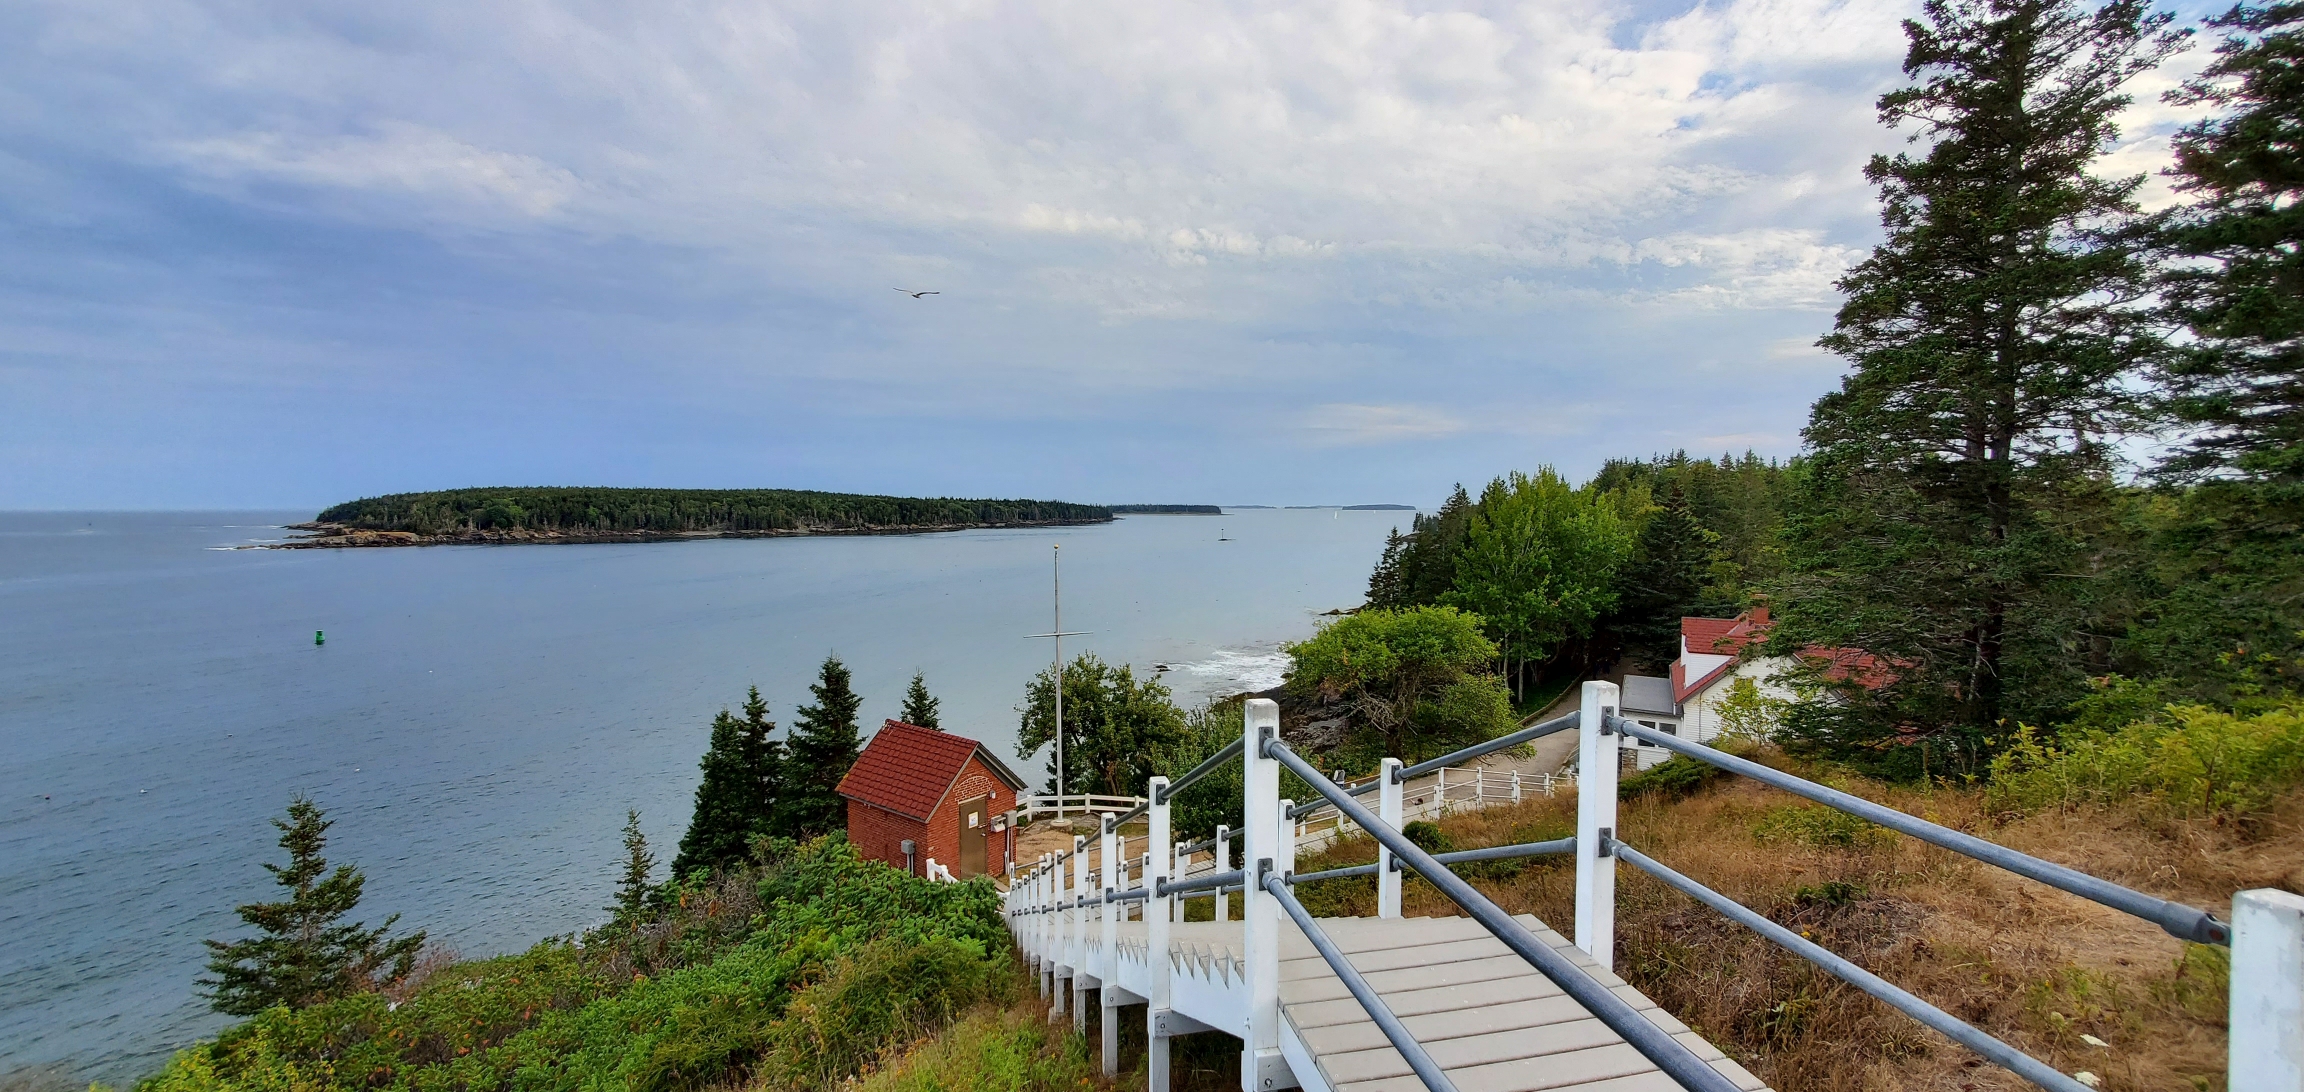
1014, 793, 1150, 823
1292, 766, 1574, 854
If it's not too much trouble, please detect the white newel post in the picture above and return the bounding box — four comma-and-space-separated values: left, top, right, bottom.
1436, 767, 1446, 815
1147, 776, 1174, 1092
1240, 698, 1297, 1092
1512, 770, 1523, 805
1067, 835, 1088, 1025
1215, 825, 1232, 923
1100, 814, 1122, 1074
2233, 888, 2304, 1089
1377, 757, 1404, 919
1574, 681, 1621, 971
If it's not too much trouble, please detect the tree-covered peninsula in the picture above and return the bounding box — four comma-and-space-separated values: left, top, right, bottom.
279, 487, 1111, 548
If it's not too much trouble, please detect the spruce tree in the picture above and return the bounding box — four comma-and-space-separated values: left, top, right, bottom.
672, 687, 781, 877
782, 656, 864, 837
201, 796, 424, 1015
611, 809, 655, 921
899, 671, 943, 728
2160, 1, 2304, 481
1365, 529, 1408, 609
1778, 0, 2179, 763
2136, 1, 2304, 696
1615, 486, 1720, 669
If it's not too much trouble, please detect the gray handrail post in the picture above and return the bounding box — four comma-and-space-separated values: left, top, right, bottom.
2232, 888, 2304, 1089
1100, 814, 1122, 1074
1574, 680, 1621, 970
1147, 776, 1174, 1092
1378, 757, 1404, 919
1240, 698, 1298, 1092
1171, 838, 1186, 923
1215, 825, 1232, 923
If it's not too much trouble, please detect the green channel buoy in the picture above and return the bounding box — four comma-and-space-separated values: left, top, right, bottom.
315, 630, 325, 646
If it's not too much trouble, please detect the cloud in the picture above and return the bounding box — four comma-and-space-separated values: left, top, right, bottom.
167, 123, 585, 219
1297, 403, 1468, 446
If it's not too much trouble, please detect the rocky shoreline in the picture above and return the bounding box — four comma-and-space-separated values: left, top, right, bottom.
253, 518, 1112, 549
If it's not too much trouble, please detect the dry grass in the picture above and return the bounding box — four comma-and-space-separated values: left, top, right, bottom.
1285, 750, 2288, 1092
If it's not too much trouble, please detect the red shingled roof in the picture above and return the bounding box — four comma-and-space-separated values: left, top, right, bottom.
836, 721, 1026, 822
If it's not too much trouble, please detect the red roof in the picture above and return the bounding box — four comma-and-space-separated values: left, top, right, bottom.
1675, 608, 1772, 701
836, 721, 1026, 822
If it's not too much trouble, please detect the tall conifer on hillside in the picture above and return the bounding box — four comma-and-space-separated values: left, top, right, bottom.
611, 810, 656, 922
673, 687, 781, 877
899, 671, 943, 729
1776, 0, 2181, 766
1615, 486, 1722, 670
2136, 2, 2304, 697
201, 797, 424, 1015
783, 656, 864, 837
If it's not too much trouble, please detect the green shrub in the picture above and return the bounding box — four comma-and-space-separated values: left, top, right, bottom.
139, 838, 1009, 1092
1401, 821, 1454, 855
1987, 701, 2304, 817
1619, 757, 1722, 801
850, 1007, 1095, 1092
1751, 805, 1891, 849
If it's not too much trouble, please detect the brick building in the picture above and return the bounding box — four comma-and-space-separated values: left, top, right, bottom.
837, 720, 1026, 878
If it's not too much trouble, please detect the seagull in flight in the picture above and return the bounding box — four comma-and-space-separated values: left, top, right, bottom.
894, 289, 940, 298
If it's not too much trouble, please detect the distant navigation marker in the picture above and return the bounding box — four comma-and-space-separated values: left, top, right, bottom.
314, 630, 325, 646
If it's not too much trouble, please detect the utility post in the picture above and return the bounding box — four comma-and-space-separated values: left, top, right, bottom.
1575, 680, 1622, 971
1239, 698, 1297, 1092
1377, 757, 1404, 919
1146, 776, 1174, 1092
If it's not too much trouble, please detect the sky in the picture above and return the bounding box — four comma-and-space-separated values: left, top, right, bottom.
0, 0, 2221, 511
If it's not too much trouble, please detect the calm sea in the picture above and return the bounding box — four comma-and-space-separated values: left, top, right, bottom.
0, 507, 1402, 1084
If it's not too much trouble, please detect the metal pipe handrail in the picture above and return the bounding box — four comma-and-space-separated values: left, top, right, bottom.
1263, 737, 1742, 1092
1606, 716, 2230, 945
1393, 711, 1579, 784
1156, 738, 1245, 803
1291, 838, 1578, 884
1611, 840, 2090, 1092
1266, 872, 1462, 1092
1158, 868, 1244, 898
1177, 835, 1218, 857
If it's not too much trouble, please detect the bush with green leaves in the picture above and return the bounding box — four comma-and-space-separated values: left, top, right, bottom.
1750, 805, 1892, 850
139, 837, 1009, 1092
1987, 700, 2304, 818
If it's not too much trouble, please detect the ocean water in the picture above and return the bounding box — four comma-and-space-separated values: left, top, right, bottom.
0, 507, 1403, 1084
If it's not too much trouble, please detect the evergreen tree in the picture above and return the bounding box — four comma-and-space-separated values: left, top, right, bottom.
1614, 486, 1722, 670
782, 656, 864, 837
201, 796, 424, 1016
899, 671, 943, 729
1778, 0, 2179, 765
611, 809, 656, 921
672, 687, 781, 877
2160, 0, 2304, 481
2134, 1, 2304, 698
1365, 528, 1409, 609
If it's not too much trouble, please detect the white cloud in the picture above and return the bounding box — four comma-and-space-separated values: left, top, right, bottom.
1298, 403, 1467, 445
167, 122, 584, 218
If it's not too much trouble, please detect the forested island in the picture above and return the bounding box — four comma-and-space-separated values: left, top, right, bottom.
273, 487, 1111, 548
1109, 503, 1221, 513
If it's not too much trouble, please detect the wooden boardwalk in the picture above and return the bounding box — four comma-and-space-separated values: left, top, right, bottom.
1049, 913, 1768, 1092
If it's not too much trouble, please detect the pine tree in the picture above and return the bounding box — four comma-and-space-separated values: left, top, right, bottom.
2160, 1, 2304, 482
1615, 486, 1720, 670
1779, 0, 2179, 764
782, 656, 864, 837
2133, 1, 2304, 697
200, 796, 424, 1016
899, 671, 943, 729
672, 687, 781, 877
1366, 529, 1408, 609
611, 809, 656, 921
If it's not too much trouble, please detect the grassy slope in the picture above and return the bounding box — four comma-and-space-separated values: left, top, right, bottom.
1278, 753, 2277, 1092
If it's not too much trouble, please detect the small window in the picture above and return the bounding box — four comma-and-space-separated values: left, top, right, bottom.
967, 813, 980, 829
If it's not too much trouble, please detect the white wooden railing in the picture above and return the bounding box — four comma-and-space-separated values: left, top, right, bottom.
1014, 792, 1150, 823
